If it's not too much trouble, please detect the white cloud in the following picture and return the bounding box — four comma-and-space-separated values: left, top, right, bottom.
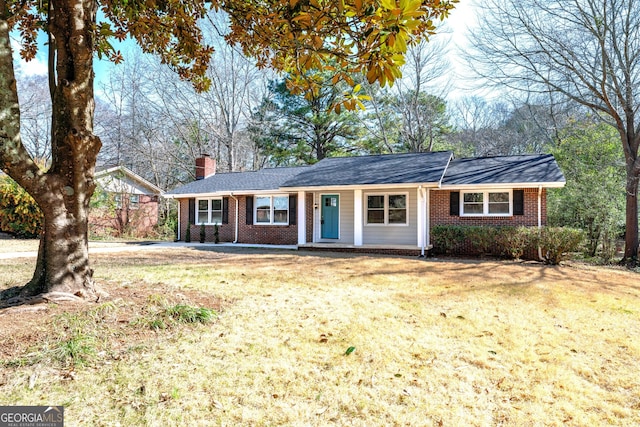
10, 37, 48, 77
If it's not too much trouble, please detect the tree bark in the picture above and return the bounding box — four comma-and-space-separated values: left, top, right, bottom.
1, 0, 101, 299
623, 167, 639, 263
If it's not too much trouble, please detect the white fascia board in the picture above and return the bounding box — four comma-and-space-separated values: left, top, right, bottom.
280, 182, 441, 192
163, 189, 293, 199
438, 181, 566, 190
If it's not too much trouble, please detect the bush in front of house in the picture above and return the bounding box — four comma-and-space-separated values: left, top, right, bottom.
536, 227, 585, 265
431, 225, 467, 255
431, 225, 583, 263
185, 222, 192, 243
432, 225, 530, 258
0, 175, 43, 238
492, 226, 539, 260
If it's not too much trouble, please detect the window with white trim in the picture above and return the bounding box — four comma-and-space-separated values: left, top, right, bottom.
461, 190, 512, 216
130, 194, 140, 210
196, 198, 222, 224
366, 193, 408, 225
255, 195, 289, 225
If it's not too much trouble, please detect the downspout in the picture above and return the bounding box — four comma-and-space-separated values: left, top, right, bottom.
419, 185, 425, 257
230, 193, 239, 243
538, 185, 544, 261
418, 185, 429, 258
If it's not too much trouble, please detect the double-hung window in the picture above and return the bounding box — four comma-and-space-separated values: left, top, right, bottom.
461, 190, 511, 216
366, 193, 408, 225
129, 194, 140, 210
255, 195, 289, 225
197, 198, 222, 224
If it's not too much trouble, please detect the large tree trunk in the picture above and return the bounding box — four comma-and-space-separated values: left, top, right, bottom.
22, 196, 95, 297
1, 0, 101, 300
623, 169, 639, 263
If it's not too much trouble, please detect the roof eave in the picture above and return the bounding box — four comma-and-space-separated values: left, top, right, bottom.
438, 181, 566, 190
280, 182, 442, 192
164, 189, 291, 198
96, 166, 164, 194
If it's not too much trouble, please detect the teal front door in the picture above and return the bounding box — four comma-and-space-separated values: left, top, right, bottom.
321, 195, 339, 239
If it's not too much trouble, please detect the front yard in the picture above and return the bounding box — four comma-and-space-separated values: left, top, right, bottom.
1, 247, 639, 426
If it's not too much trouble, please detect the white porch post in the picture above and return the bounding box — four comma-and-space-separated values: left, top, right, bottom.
297, 191, 306, 245
177, 199, 181, 241
354, 189, 363, 246
425, 188, 431, 248
417, 187, 424, 248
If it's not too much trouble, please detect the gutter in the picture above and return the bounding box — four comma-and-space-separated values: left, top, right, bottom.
230, 193, 239, 243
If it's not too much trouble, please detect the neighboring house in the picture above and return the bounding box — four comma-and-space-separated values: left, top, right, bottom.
165, 152, 565, 255
92, 165, 163, 237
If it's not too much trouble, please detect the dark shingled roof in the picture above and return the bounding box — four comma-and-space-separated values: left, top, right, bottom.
442, 154, 565, 185
167, 153, 565, 196
281, 151, 453, 187
166, 166, 309, 195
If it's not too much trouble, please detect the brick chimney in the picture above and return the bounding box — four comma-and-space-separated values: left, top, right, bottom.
195, 154, 216, 180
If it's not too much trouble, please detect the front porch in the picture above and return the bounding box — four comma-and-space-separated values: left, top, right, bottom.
298, 242, 432, 257
295, 187, 432, 250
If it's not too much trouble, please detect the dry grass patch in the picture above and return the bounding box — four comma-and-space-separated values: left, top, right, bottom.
1, 247, 639, 426
0, 238, 39, 253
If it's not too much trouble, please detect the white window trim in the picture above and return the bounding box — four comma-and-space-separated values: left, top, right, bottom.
460, 189, 513, 217
254, 194, 289, 225
196, 197, 223, 225
364, 192, 409, 226
130, 194, 140, 210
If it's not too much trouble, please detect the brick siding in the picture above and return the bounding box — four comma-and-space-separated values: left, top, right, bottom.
429, 188, 546, 259
91, 194, 158, 238
430, 188, 546, 227
178, 195, 303, 245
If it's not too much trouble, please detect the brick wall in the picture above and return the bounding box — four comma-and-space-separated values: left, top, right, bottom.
306, 193, 314, 243
90, 194, 158, 238
430, 188, 546, 227
178, 195, 300, 245
236, 195, 298, 244
429, 188, 546, 259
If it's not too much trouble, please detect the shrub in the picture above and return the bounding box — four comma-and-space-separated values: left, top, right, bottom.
432, 225, 540, 260
0, 175, 43, 238
537, 227, 585, 265
431, 225, 466, 255
199, 223, 206, 243
185, 222, 192, 242
495, 226, 536, 260
465, 226, 497, 255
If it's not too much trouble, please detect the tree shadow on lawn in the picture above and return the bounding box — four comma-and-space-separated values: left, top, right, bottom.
185, 245, 640, 300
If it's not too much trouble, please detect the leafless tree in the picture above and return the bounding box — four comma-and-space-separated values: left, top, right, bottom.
16, 74, 51, 162
361, 34, 454, 153
466, 0, 640, 264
